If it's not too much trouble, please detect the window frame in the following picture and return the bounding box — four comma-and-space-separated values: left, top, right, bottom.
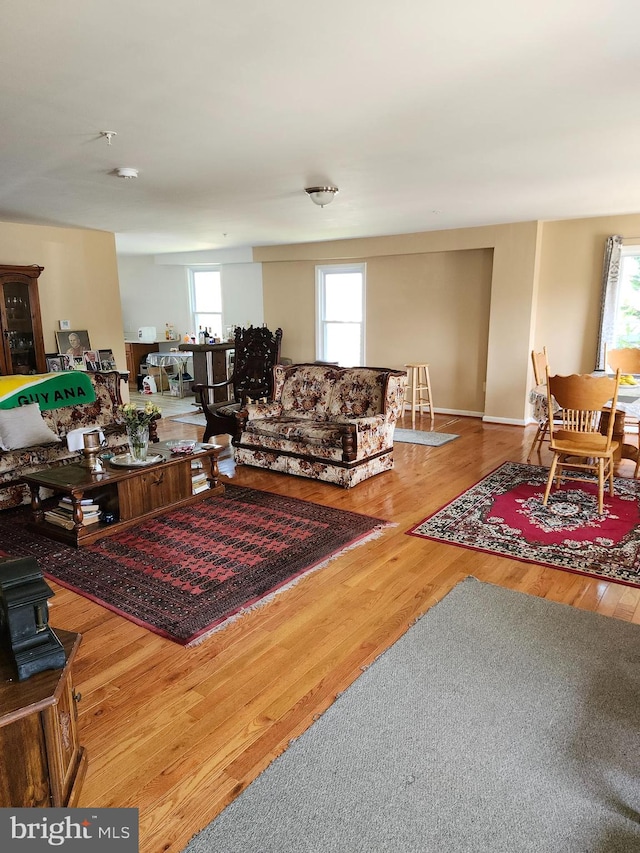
315, 263, 366, 366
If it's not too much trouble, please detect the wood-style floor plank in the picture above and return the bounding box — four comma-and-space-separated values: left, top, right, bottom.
35, 409, 640, 852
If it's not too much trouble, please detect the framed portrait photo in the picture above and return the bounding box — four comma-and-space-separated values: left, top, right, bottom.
83, 350, 99, 371
55, 329, 91, 358
46, 355, 65, 372
98, 348, 117, 371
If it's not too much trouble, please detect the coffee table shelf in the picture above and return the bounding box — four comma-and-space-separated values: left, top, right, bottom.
22, 442, 224, 547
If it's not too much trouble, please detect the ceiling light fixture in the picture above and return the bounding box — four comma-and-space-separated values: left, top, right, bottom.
305, 186, 339, 207
116, 167, 138, 179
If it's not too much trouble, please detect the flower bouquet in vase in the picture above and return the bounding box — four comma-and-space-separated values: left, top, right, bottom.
118, 401, 161, 461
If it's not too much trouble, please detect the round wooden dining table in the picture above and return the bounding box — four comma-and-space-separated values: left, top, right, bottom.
529, 379, 640, 466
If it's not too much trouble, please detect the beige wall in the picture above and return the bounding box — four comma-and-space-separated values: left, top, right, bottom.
257, 221, 540, 422
6, 211, 640, 423
0, 220, 127, 394
535, 213, 640, 375
260, 250, 493, 414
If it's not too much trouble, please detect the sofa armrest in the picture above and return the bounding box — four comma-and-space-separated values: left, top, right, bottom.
245, 400, 283, 421
343, 414, 392, 460
355, 414, 385, 430
384, 372, 408, 421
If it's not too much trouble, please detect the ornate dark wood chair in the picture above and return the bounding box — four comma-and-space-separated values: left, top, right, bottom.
192, 325, 283, 443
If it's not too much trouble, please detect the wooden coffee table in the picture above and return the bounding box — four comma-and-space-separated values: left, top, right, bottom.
22, 441, 225, 547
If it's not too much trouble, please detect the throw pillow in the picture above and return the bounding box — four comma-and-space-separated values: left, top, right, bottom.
0, 403, 61, 451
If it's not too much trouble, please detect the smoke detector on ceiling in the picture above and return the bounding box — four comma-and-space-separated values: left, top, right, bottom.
116, 167, 138, 179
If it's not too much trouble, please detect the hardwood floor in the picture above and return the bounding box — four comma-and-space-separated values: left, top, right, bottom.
51, 411, 640, 851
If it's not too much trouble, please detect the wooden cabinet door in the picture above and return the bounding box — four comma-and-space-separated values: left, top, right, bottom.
0, 264, 46, 375
118, 462, 191, 518
0, 714, 51, 806
42, 673, 82, 806
0, 631, 86, 808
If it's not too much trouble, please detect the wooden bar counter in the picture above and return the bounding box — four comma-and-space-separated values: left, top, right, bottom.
179, 342, 234, 403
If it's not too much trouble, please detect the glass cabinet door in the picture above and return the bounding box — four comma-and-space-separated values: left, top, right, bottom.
0, 265, 45, 376
3, 282, 37, 374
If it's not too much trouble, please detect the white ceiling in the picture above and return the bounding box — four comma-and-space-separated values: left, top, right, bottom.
2, 1, 640, 256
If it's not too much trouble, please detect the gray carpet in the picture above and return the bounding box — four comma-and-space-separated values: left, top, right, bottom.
172, 415, 459, 447
172, 413, 208, 426
394, 428, 459, 446
184, 578, 640, 853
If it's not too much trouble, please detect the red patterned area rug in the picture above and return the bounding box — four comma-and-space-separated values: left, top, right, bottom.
408, 461, 640, 587
0, 487, 391, 645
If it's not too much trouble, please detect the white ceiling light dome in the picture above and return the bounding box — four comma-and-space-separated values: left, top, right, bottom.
305, 186, 339, 207
116, 167, 139, 179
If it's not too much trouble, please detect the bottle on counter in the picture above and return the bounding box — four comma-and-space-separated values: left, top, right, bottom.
165, 323, 171, 340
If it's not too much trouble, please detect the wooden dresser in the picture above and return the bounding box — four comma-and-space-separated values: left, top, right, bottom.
124, 341, 160, 390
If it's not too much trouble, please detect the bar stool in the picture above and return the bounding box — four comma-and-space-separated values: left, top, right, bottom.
404, 363, 434, 428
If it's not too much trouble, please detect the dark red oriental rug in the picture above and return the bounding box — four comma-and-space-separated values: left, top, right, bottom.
0, 486, 390, 645
408, 461, 640, 587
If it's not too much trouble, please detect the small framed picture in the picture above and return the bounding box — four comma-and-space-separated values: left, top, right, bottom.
98, 349, 117, 371
55, 329, 91, 357
73, 356, 86, 371
46, 355, 64, 372
58, 320, 71, 331
60, 354, 74, 371
83, 350, 100, 371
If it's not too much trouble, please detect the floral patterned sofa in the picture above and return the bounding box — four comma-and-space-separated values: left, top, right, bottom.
234, 363, 407, 487
0, 371, 132, 509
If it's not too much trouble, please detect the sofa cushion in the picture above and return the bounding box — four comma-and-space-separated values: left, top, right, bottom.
0, 403, 61, 450
279, 365, 340, 420
326, 368, 385, 419
245, 417, 345, 448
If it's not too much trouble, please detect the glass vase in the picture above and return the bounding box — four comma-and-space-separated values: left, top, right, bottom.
127, 423, 149, 461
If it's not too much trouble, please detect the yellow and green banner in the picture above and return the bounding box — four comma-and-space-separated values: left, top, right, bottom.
0, 372, 96, 410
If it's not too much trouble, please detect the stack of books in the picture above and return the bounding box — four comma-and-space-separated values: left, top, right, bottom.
44, 497, 101, 529
191, 460, 209, 495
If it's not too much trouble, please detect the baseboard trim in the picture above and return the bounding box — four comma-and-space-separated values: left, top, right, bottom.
402, 405, 529, 425
402, 405, 484, 418
482, 415, 527, 426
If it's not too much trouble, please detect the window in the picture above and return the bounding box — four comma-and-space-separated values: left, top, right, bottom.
608, 247, 640, 348
189, 267, 222, 339
316, 264, 365, 366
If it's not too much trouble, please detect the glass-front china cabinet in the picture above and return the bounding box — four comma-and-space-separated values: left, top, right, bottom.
0, 264, 46, 375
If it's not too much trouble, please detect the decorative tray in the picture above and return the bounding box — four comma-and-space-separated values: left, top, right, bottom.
109, 453, 164, 468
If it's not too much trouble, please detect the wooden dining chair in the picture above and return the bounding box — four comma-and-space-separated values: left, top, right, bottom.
531, 346, 548, 385
604, 344, 640, 374
604, 345, 640, 464
527, 346, 562, 461
542, 368, 621, 516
